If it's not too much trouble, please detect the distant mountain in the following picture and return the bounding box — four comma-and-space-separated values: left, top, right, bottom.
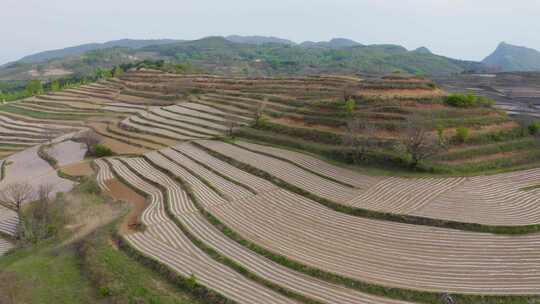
225, 35, 295, 45
143, 36, 481, 75
0, 36, 487, 80
17, 39, 182, 64
414, 47, 432, 55
483, 42, 540, 72
300, 38, 362, 49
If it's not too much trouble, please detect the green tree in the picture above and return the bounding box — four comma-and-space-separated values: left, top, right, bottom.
26, 80, 43, 96
50, 80, 61, 92
113, 66, 124, 77
344, 98, 356, 117
95, 68, 112, 79
454, 127, 470, 143
528, 122, 540, 135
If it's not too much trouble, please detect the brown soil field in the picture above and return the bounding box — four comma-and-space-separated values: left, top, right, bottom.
101, 137, 149, 155
60, 161, 94, 177
105, 179, 147, 235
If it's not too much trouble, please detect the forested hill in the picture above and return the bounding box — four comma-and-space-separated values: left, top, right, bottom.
2, 36, 484, 80
141, 36, 482, 75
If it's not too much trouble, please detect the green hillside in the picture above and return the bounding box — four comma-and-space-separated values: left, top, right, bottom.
0, 36, 483, 82
144, 37, 481, 75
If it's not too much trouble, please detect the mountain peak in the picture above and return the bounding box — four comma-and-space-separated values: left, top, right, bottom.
483, 42, 540, 72
414, 46, 432, 54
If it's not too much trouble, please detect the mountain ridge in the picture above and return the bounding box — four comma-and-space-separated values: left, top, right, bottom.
5, 36, 531, 80
482, 42, 540, 72
16, 38, 183, 64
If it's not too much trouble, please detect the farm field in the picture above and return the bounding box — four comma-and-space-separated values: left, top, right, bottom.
92, 142, 540, 301
2, 69, 540, 303
199, 140, 540, 226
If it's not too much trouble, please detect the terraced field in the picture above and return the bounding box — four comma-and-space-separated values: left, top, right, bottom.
102, 158, 298, 304
3, 69, 540, 302
0, 237, 13, 256
200, 140, 540, 226
93, 141, 540, 300
95, 156, 415, 304
117, 70, 540, 172
0, 207, 18, 236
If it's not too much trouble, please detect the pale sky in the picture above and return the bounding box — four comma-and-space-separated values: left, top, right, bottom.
1, 0, 539, 64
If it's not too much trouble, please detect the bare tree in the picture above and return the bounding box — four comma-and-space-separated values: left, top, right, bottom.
37, 183, 54, 204
343, 119, 378, 163
254, 100, 268, 125
397, 115, 442, 168
0, 182, 35, 214
77, 130, 102, 154
224, 114, 240, 138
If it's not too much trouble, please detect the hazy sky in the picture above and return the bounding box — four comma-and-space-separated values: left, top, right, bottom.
1, 0, 539, 64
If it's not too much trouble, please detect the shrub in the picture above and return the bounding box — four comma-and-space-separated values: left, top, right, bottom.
445, 94, 494, 108
344, 98, 356, 116
186, 273, 197, 289
454, 127, 470, 143
17, 185, 66, 243
76, 177, 101, 195
445, 94, 476, 108
528, 122, 540, 135
94, 144, 114, 158
476, 96, 495, 107
436, 124, 445, 145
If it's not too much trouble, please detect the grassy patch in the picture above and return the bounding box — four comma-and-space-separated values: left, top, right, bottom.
0, 241, 97, 304
0, 176, 204, 304
79, 225, 203, 304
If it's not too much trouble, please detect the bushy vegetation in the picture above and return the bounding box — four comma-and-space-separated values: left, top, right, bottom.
93, 144, 114, 158
77, 226, 203, 304
454, 127, 470, 143
528, 121, 540, 135
141, 37, 481, 75
17, 189, 66, 244
445, 93, 495, 108
25, 80, 44, 96
0, 63, 128, 104
0, 179, 201, 304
